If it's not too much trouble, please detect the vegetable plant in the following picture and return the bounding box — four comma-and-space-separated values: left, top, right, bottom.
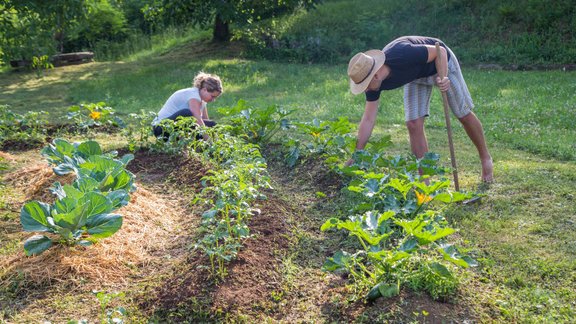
218, 99, 292, 144
322, 152, 478, 301
21, 190, 124, 255
20, 139, 135, 256
67, 102, 126, 132
0, 105, 49, 148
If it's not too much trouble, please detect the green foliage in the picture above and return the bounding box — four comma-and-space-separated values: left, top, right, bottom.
0, 3, 55, 63
218, 99, 292, 145
0, 105, 48, 148
67, 102, 126, 132
194, 130, 271, 278
122, 110, 157, 152
286, 117, 358, 167
65, 1, 128, 52
94, 291, 127, 324
21, 138, 135, 256
321, 152, 476, 301
31, 55, 53, 78
147, 0, 320, 41
21, 192, 123, 255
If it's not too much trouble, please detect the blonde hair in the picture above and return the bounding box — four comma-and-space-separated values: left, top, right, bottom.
193, 72, 223, 93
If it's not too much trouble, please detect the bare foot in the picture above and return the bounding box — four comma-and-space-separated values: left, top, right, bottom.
481, 157, 494, 183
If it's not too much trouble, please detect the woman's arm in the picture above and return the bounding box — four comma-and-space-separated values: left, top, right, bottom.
188, 98, 206, 126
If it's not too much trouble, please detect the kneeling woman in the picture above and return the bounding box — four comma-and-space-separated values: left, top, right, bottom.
152, 72, 223, 138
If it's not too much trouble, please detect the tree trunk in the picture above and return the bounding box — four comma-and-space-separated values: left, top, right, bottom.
213, 13, 230, 42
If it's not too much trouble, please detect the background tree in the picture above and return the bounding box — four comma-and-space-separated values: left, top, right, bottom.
147, 0, 320, 41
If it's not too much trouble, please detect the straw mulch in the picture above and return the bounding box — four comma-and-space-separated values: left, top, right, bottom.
0, 161, 190, 290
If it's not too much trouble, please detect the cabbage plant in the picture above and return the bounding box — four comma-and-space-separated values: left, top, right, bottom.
21, 191, 123, 255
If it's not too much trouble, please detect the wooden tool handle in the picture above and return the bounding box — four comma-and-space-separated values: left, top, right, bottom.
435, 41, 460, 191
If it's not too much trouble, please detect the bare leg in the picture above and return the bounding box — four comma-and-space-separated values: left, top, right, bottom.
406, 117, 429, 158
458, 112, 493, 182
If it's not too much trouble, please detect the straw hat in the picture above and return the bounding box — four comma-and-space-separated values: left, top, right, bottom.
347, 49, 386, 94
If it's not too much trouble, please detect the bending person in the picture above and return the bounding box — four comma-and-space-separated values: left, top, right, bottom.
347, 36, 493, 182
152, 71, 223, 138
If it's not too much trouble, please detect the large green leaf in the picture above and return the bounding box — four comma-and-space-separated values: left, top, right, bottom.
73, 176, 100, 193
322, 250, 352, 272
367, 282, 399, 301
86, 214, 123, 238
106, 190, 130, 208
20, 201, 52, 232
54, 197, 78, 214
79, 192, 113, 218
76, 140, 102, 158
53, 203, 87, 229
24, 235, 53, 256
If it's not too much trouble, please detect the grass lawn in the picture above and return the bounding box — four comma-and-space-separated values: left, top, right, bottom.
1, 40, 575, 323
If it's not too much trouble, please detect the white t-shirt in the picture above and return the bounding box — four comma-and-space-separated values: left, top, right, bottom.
152, 87, 207, 125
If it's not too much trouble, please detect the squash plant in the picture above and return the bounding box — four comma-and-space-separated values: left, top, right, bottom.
67, 102, 126, 131
322, 152, 477, 301
218, 99, 292, 145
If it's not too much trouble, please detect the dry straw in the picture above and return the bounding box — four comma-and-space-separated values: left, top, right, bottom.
1, 162, 188, 289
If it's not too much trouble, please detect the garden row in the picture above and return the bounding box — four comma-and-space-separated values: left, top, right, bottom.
3, 99, 479, 302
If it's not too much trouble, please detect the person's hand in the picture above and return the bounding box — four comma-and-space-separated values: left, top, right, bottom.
435, 76, 450, 92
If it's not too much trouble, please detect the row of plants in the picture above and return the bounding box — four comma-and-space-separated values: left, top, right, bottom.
20, 138, 136, 255
0, 103, 125, 149
216, 100, 479, 301
147, 117, 273, 279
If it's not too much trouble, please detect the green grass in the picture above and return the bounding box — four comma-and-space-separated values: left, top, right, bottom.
1, 38, 575, 322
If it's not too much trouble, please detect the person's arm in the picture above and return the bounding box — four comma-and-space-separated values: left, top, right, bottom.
346, 100, 379, 166
203, 105, 210, 120
188, 99, 206, 126
424, 45, 450, 92
355, 100, 379, 150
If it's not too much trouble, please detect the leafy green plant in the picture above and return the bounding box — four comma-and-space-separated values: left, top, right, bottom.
31, 55, 53, 78
94, 291, 127, 324
286, 117, 358, 167
41, 138, 131, 177
20, 191, 124, 255
0, 105, 49, 148
188, 125, 271, 279
321, 153, 476, 301
67, 102, 126, 132
218, 99, 292, 144
122, 110, 157, 152
20, 139, 135, 256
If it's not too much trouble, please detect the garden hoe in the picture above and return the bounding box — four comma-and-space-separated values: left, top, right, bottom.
435, 42, 460, 192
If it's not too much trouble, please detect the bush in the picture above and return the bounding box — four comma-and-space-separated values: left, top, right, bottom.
235, 0, 576, 65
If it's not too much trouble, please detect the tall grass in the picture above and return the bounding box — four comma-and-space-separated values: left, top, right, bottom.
92, 26, 211, 61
